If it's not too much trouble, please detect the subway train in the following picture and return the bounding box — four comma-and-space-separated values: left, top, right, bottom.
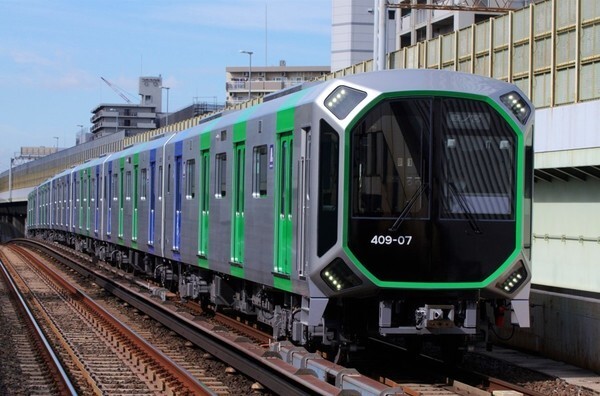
27, 69, 534, 354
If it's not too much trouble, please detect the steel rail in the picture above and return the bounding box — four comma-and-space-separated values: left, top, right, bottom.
16, 239, 343, 395
0, 250, 78, 396
9, 243, 215, 396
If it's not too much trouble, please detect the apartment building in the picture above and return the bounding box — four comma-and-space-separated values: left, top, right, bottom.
225, 61, 330, 106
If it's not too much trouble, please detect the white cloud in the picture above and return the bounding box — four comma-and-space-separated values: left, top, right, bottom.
1, 46, 96, 91
10, 49, 55, 67
43, 69, 96, 90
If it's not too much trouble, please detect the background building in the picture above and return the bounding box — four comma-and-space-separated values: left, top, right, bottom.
331, 0, 536, 71
225, 61, 329, 106
396, 0, 535, 48
331, 0, 397, 71
90, 76, 164, 140
90, 104, 157, 139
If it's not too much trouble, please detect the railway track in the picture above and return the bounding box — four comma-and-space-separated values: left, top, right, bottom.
0, 244, 214, 395
0, 250, 75, 395
9, 239, 558, 395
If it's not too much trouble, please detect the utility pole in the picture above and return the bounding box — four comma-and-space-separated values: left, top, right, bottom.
373, 0, 386, 71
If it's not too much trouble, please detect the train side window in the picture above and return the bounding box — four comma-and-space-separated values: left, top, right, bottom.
112, 173, 118, 201
215, 153, 227, 198
317, 120, 340, 257
158, 165, 163, 200
125, 171, 132, 201
252, 145, 268, 198
167, 163, 171, 194
83, 176, 88, 203
141, 168, 147, 200
185, 159, 195, 199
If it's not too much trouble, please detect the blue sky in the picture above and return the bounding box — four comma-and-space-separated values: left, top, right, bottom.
0, 0, 332, 173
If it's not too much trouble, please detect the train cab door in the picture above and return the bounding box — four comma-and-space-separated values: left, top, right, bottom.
297, 128, 311, 277
173, 155, 182, 252
231, 143, 245, 264
275, 132, 294, 275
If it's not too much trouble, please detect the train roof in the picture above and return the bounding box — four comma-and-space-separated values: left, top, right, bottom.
38, 69, 530, 188
191, 69, 530, 134
332, 69, 526, 99
106, 132, 177, 162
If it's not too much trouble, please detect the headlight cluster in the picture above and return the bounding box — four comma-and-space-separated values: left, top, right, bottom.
324, 85, 367, 120
320, 258, 362, 292
500, 91, 531, 124
497, 261, 528, 294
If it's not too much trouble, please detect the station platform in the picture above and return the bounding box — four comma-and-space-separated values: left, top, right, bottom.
474, 344, 600, 394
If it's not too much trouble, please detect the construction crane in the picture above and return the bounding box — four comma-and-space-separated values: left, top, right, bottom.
101, 77, 134, 104
388, 0, 528, 13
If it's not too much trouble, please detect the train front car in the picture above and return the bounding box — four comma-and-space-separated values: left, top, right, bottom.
309, 70, 533, 347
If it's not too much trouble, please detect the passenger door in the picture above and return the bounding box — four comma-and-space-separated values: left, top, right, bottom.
231, 143, 245, 264
275, 132, 293, 275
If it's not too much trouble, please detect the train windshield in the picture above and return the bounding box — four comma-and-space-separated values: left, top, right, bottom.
351, 98, 431, 218
441, 98, 515, 220
351, 97, 516, 220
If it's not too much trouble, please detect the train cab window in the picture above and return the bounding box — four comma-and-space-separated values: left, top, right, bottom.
185, 159, 195, 199
351, 99, 431, 218
440, 98, 515, 219
252, 145, 268, 197
215, 153, 227, 198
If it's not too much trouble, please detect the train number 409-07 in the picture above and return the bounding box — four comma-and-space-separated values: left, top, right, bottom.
370, 235, 413, 245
